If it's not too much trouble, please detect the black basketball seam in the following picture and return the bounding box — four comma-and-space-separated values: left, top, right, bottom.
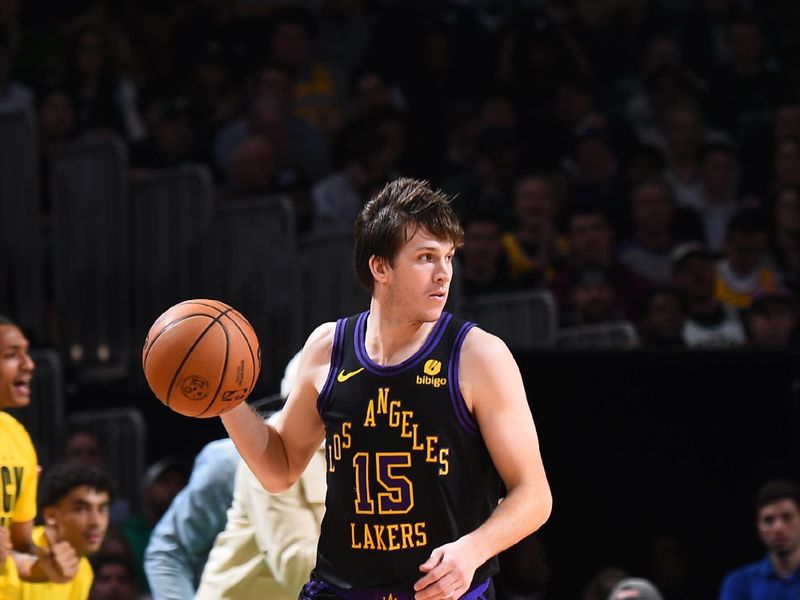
143, 313, 215, 370
175, 300, 230, 314
218, 311, 258, 407
164, 308, 233, 410
195, 319, 230, 417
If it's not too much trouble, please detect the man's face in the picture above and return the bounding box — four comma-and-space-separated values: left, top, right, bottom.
633, 184, 673, 233
514, 177, 555, 234
0, 325, 34, 409
726, 231, 765, 275
569, 214, 612, 264
91, 562, 137, 600
45, 486, 110, 556
378, 228, 454, 324
749, 302, 797, 347
462, 221, 502, 271
757, 499, 800, 558
573, 282, 614, 323
65, 432, 103, 467
672, 256, 716, 303
646, 292, 685, 339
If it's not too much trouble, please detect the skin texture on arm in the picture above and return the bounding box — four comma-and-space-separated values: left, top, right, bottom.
221, 323, 333, 492
414, 328, 552, 600
244, 448, 326, 596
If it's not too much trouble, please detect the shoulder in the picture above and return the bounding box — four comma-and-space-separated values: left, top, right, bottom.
302, 321, 338, 366
460, 326, 512, 367
0, 412, 35, 451
721, 558, 768, 590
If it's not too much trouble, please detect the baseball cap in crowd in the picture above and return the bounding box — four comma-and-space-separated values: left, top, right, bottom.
750, 287, 797, 313
671, 241, 713, 271
607, 577, 664, 600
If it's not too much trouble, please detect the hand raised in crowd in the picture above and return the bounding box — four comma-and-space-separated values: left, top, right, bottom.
35, 520, 79, 583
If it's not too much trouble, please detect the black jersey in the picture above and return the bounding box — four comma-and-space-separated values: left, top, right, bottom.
313, 311, 501, 594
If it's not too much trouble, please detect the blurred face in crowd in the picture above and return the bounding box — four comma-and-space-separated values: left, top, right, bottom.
572, 280, 614, 323
665, 107, 701, 155
643, 291, 685, 341
461, 220, 502, 275
271, 22, 309, 67
775, 187, 800, 233
0, 324, 34, 409
728, 21, 762, 69
632, 182, 674, 235
569, 213, 612, 265
749, 301, 797, 347
230, 135, 276, 195
90, 561, 137, 600
702, 150, 736, 199
757, 499, 800, 558
774, 138, 800, 186
155, 113, 194, 161
575, 137, 615, 184
514, 177, 555, 236
672, 256, 716, 304
75, 31, 106, 78
39, 91, 76, 140
353, 73, 392, 117
774, 105, 800, 139
65, 431, 103, 467
44, 486, 110, 556
726, 230, 766, 275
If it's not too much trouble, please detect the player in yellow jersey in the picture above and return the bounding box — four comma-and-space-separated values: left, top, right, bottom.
0, 315, 78, 599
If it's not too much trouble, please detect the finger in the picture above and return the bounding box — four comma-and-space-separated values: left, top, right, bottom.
415, 572, 461, 600
414, 560, 452, 592
419, 547, 444, 572
44, 518, 64, 547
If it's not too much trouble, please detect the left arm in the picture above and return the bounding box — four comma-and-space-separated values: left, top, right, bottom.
415, 328, 551, 599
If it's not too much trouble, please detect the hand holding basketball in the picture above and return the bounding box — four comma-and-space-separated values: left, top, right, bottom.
142, 299, 261, 417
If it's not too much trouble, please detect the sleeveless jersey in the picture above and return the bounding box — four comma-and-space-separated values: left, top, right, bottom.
314, 311, 501, 593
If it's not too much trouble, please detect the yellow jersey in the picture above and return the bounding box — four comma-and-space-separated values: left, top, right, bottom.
18, 527, 93, 600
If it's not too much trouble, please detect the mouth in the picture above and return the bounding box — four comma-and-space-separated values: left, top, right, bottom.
429, 290, 447, 302
12, 379, 31, 396
85, 532, 101, 545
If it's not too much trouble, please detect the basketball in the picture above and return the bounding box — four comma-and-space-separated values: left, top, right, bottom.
142, 299, 261, 418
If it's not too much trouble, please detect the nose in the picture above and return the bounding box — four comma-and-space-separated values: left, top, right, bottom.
22, 352, 35, 373
434, 257, 452, 284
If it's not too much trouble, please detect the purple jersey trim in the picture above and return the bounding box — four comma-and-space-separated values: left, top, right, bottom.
448, 321, 479, 435
354, 311, 453, 375
317, 317, 348, 414
306, 578, 491, 600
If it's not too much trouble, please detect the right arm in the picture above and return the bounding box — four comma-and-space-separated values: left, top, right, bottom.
221, 323, 335, 492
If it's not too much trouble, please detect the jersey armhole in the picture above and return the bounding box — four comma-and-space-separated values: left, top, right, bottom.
448, 322, 480, 435
316, 318, 347, 414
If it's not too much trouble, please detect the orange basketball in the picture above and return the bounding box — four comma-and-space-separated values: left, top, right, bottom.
142, 299, 261, 418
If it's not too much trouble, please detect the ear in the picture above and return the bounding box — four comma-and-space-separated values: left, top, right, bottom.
369, 255, 390, 286
42, 505, 58, 527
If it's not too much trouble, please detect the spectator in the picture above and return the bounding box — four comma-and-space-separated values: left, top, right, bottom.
561, 263, 623, 327
458, 210, 514, 303
194, 441, 326, 599
637, 287, 687, 349
768, 185, 800, 291
746, 288, 798, 348
618, 179, 680, 286
501, 175, 565, 286
716, 209, 780, 309
719, 479, 800, 599
550, 208, 651, 322
0, 33, 32, 115
695, 143, 740, 252
0, 315, 78, 595
608, 577, 663, 600
143, 438, 240, 599
123, 457, 188, 595
18, 463, 112, 600
671, 242, 746, 348
129, 95, 202, 175
66, 26, 145, 141
89, 553, 139, 600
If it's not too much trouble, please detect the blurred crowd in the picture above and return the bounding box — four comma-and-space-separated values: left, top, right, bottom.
2, 0, 800, 598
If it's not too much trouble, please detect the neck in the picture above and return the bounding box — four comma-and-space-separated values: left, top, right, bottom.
771, 547, 800, 577
365, 298, 438, 367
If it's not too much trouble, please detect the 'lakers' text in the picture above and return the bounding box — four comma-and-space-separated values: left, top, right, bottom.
326, 386, 450, 551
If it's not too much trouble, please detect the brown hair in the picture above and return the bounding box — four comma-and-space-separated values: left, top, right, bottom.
354, 178, 463, 292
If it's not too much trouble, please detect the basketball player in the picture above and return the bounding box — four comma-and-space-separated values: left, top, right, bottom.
0, 316, 79, 597
221, 178, 552, 599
